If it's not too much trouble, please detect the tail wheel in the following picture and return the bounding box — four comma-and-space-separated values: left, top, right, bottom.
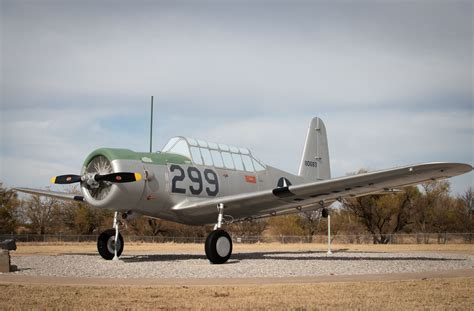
205, 229, 232, 264
97, 228, 124, 260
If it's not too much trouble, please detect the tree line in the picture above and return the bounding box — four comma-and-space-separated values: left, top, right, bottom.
1, 180, 472, 244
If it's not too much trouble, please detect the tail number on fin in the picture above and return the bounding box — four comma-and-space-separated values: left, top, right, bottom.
304, 160, 318, 168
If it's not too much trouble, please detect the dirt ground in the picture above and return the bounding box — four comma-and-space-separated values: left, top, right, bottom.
2, 243, 474, 310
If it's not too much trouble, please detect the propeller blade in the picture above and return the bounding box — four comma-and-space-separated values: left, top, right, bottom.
95, 172, 142, 183
51, 175, 82, 184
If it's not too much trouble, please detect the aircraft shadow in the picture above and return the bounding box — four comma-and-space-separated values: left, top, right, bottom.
60, 253, 99, 256
9, 267, 31, 272
233, 252, 462, 262
119, 250, 463, 263
121, 254, 205, 262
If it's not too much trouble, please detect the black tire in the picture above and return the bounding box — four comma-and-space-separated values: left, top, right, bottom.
97, 228, 124, 260
205, 230, 233, 264
322, 208, 329, 218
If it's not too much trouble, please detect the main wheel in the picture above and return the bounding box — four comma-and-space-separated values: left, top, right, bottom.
97, 228, 124, 260
205, 229, 233, 264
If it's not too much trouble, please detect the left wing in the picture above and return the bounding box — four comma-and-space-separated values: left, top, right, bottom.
173, 162, 472, 223
14, 187, 84, 202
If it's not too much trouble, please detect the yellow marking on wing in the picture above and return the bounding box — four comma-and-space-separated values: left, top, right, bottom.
50, 177, 56, 184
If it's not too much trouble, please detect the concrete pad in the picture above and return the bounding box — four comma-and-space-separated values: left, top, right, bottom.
0, 250, 10, 273
0, 269, 473, 287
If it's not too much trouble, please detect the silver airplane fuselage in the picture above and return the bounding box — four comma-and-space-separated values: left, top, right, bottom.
81, 148, 305, 225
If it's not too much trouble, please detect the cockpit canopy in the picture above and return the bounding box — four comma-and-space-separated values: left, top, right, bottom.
162, 137, 266, 172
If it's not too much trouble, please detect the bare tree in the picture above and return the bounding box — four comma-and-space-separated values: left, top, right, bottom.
331, 207, 367, 243
125, 217, 210, 239
0, 183, 20, 234
345, 187, 419, 244
125, 217, 168, 236
298, 210, 322, 243
267, 215, 305, 240
429, 194, 465, 243
459, 187, 473, 219
22, 195, 62, 235
413, 181, 450, 243
458, 187, 474, 242
62, 200, 113, 234
228, 219, 267, 239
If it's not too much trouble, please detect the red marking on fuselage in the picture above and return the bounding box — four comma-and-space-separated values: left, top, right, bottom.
245, 175, 257, 184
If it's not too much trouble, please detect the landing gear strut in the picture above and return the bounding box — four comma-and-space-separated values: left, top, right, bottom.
205, 203, 233, 264
97, 211, 124, 260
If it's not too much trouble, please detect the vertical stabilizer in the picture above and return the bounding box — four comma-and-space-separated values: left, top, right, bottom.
298, 117, 331, 181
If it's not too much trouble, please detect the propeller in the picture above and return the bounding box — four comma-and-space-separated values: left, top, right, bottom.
51, 172, 142, 185
94, 172, 142, 183
50, 175, 82, 184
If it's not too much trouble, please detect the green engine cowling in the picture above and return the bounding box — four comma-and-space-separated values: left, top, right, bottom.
80, 148, 146, 212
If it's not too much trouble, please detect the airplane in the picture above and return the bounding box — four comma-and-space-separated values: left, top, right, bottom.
15, 117, 472, 264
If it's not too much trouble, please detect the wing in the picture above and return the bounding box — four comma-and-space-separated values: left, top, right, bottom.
173, 162, 472, 224
14, 187, 84, 202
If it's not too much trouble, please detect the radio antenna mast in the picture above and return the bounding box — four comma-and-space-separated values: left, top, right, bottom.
149, 96, 154, 153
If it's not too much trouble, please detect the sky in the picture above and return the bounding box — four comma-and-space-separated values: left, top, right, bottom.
1, 0, 473, 195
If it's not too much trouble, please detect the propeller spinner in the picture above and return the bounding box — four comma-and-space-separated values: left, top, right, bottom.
50, 155, 144, 202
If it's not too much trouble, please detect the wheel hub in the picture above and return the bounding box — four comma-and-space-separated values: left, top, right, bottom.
216, 236, 231, 257
106, 236, 120, 254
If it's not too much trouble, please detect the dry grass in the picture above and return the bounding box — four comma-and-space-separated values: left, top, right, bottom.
1, 277, 473, 310
4, 243, 474, 309
12, 242, 474, 256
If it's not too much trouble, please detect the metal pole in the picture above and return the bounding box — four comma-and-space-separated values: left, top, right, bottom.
150, 96, 154, 153
113, 211, 119, 261
327, 214, 332, 255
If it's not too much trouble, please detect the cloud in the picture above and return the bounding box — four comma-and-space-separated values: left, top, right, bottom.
1, 1, 472, 194
3, 1, 471, 108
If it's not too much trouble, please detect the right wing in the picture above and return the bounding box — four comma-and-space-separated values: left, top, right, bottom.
14, 187, 84, 202
173, 162, 472, 224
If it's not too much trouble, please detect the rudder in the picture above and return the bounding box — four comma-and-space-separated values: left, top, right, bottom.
298, 117, 331, 181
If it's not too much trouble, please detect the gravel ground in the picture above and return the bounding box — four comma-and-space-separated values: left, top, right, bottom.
8, 250, 474, 279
